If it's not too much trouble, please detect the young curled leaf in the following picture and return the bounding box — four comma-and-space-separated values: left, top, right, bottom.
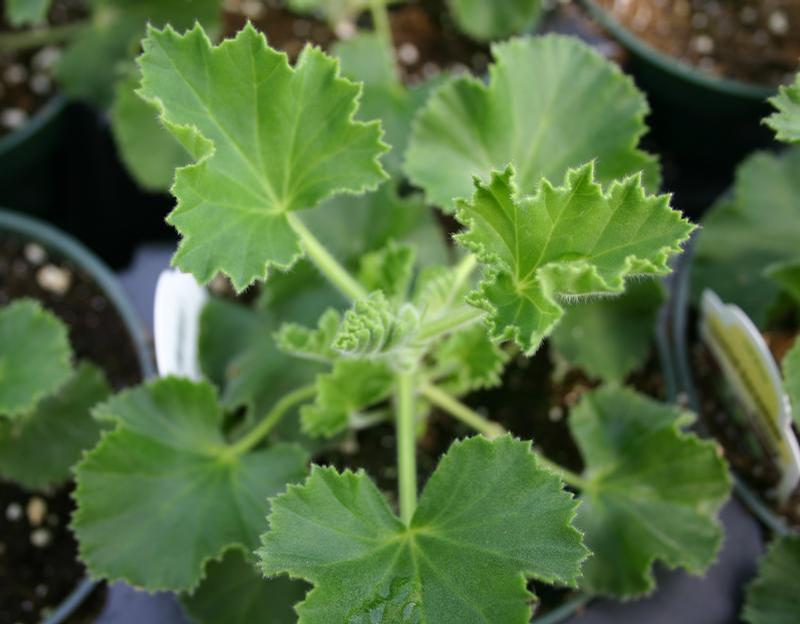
276, 309, 342, 364
137, 23, 388, 291
357, 241, 416, 303
259, 435, 588, 623
456, 164, 693, 354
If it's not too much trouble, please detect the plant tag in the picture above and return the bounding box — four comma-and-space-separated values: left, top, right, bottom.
699, 289, 800, 503
154, 269, 208, 380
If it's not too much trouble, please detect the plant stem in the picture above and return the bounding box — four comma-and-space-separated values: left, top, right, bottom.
421, 383, 589, 489
0, 21, 88, 53
288, 214, 367, 302
417, 306, 483, 342
420, 383, 505, 439
369, 0, 392, 49
395, 370, 418, 524
228, 384, 316, 456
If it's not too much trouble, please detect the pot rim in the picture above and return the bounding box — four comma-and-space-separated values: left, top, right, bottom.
0, 207, 155, 624
580, 0, 776, 101
0, 94, 68, 158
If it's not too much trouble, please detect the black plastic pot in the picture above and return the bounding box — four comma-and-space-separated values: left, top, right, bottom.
0, 208, 155, 624
580, 0, 775, 170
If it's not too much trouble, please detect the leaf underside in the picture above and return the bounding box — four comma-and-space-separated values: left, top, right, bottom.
137, 23, 388, 291
742, 535, 800, 624
571, 386, 731, 597
0, 299, 72, 419
405, 35, 660, 212
72, 377, 308, 591
259, 435, 588, 624
455, 164, 692, 354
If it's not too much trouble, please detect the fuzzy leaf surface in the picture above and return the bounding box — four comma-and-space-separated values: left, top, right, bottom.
446, 0, 541, 41
456, 165, 691, 353
571, 386, 730, 597
743, 535, 800, 624
551, 279, 665, 381
300, 360, 393, 437
431, 324, 509, 395
110, 73, 187, 191
0, 300, 72, 418
783, 339, 800, 426
138, 24, 387, 290
357, 242, 416, 303
692, 148, 800, 326
182, 549, 307, 624
405, 35, 659, 211
0, 363, 110, 490
72, 378, 308, 591
259, 435, 588, 623
7, 0, 50, 26
276, 309, 342, 364
766, 73, 800, 144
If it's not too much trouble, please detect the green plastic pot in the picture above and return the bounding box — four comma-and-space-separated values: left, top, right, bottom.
0, 207, 154, 624
0, 94, 68, 184
580, 0, 775, 163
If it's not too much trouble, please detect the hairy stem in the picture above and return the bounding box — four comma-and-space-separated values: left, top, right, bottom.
416, 306, 483, 342
369, 0, 393, 49
395, 370, 417, 524
421, 383, 588, 489
288, 214, 367, 302
0, 21, 88, 52
420, 383, 505, 439
228, 384, 316, 456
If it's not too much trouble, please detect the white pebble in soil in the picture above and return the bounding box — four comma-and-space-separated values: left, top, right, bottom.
397, 42, 420, 66
768, 10, 789, 35
4, 63, 28, 86
240, 0, 264, 19
1, 108, 28, 130
26, 496, 47, 526
5, 502, 23, 521
334, 21, 357, 39
30, 527, 51, 548
692, 34, 715, 54
30, 74, 51, 95
23, 243, 47, 266
740, 6, 758, 25
32, 46, 61, 72
36, 264, 72, 296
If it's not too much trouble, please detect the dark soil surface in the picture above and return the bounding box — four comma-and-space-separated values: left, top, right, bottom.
691, 318, 800, 529
320, 342, 666, 616
0, 0, 86, 138
0, 233, 144, 623
595, 0, 800, 86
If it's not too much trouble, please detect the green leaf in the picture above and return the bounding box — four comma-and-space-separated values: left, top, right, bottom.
6, 0, 50, 26
765, 259, 800, 305
431, 324, 509, 395
783, 338, 800, 427
571, 386, 731, 597
446, 0, 542, 41
137, 24, 388, 291
110, 72, 187, 191
692, 148, 800, 327
550, 279, 665, 381
0, 363, 110, 490
287, 0, 373, 24
357, 241, 416, 302
334, 291, 420, 362
405, 35, 659, 212
742, 535, 800, 624
300, 360, 393, 437
0, 299, 72, 419
765, 72, 800, 144
72, 377, 308, 591
182, 549, 307, 624
455, 164, 692, 354
276, 309, 342, 364
57, 0, 221, 108
334, 33, 439, 175
259, 435, 588, 623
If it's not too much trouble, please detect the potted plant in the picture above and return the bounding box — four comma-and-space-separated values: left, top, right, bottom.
52, 5, 741, 618
0, 208, 153, 623
672, 70, 800, 623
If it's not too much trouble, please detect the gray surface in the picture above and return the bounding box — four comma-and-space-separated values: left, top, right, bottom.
95, 584, 189, 624
117, 243, 173, 333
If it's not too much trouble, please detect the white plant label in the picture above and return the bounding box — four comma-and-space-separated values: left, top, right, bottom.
700, 289, 800, 503
154, 269, 208, 380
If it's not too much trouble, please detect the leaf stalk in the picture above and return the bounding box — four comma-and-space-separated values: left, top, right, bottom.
395, 369, 418, 524
0, 21, 88, 53
228, 384, 316, 456
369, 0, 393, 50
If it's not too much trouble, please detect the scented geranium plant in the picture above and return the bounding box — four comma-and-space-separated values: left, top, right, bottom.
67, 15, 732, 623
